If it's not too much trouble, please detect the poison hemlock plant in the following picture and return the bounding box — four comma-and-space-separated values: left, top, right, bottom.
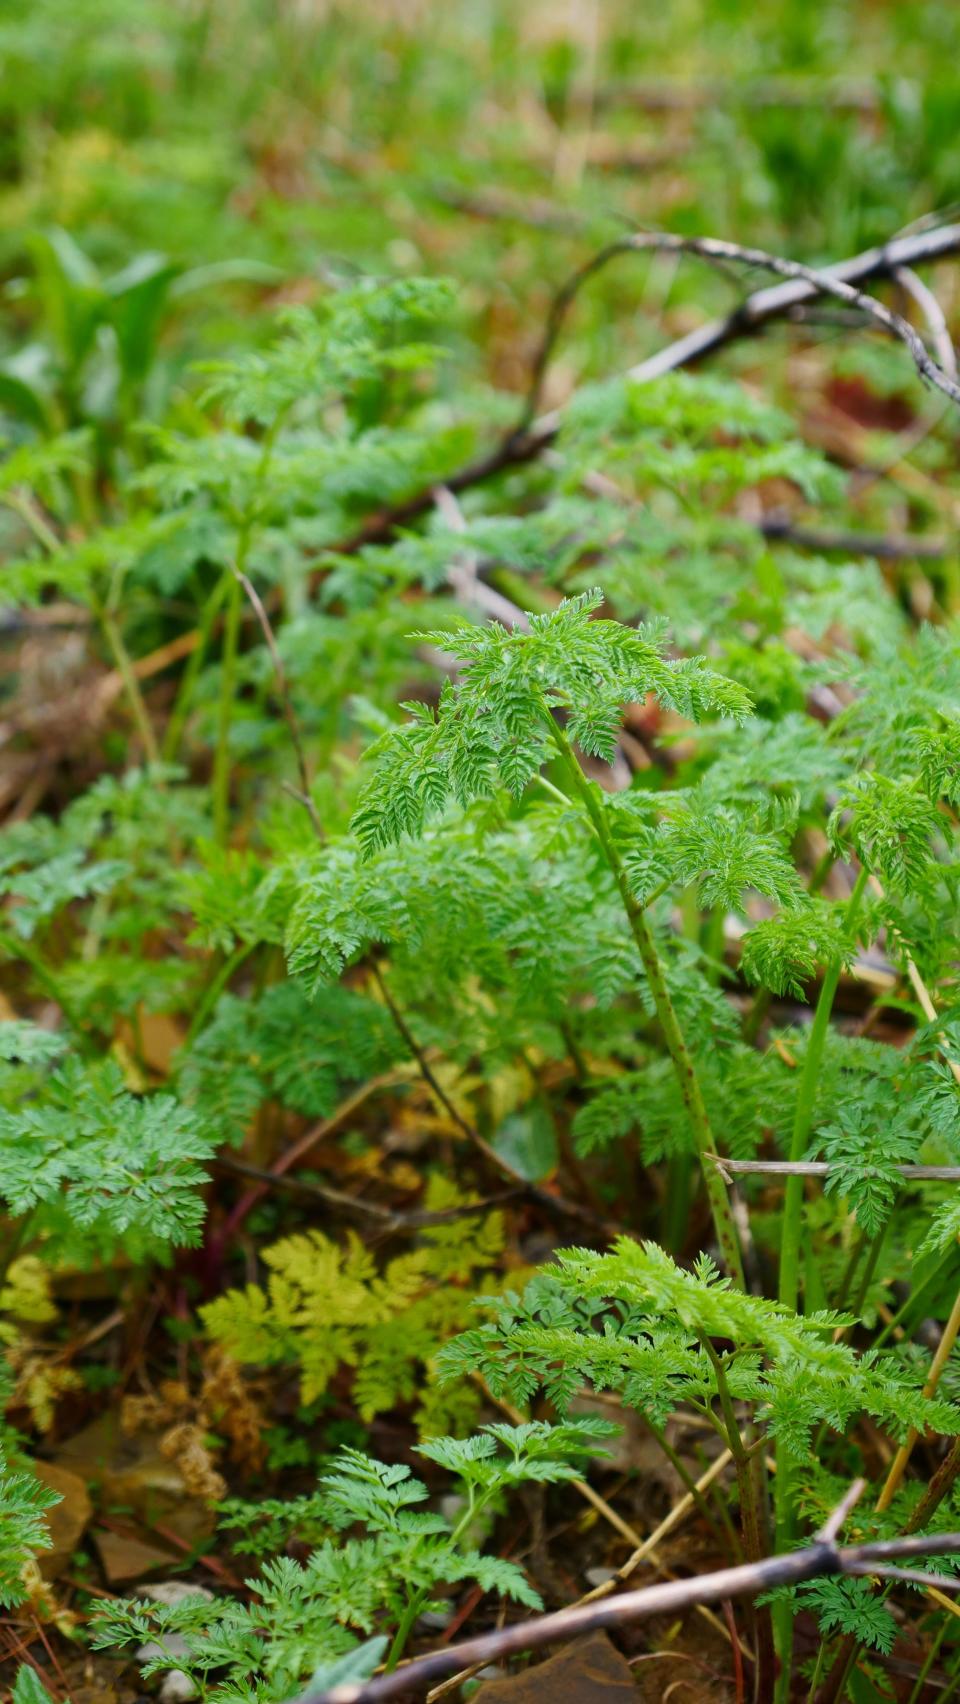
440, 1240, 960, 1691
0, 1048, 216, 1264
0, 1446, 59, 1609
91, 1421, 614, 1701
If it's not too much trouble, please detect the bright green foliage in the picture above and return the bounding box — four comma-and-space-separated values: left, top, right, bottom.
811, 1107, 917, 1235
0, 1023, 67, 1066
0, 1448, 59, 1608
657, 796, 802, 914
440, 1241, 960, 1457
0, 1054, 215, 1260
11, 1668, 57, 1704
91, 1421, 613, 1701
180, 982, 402, 1146
740, 906, 857, 999
203, 1180, 506, 1435
6, 9, 960, 1694
350, 590, 750, 854
195, 282, 455, 426
0, 769, 208, 1025
829, 772, 948, 891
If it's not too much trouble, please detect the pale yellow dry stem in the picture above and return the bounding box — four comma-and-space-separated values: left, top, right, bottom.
869, 873, 960, 1086
577, 1448, 735, 1602
437, 1376, 742, 1704
925, 1583, 960, 1623
876, 1283, 960, 1512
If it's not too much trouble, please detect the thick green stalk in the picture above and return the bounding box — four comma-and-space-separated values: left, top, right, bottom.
384, 1588, 429, 1673
778, 861, 870, 1310
184, 939, 258, 1047
549, 724, 745, 1287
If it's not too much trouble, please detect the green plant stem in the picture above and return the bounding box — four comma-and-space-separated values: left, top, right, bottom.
213, 569, 242, 843
384, 1589, 430, 1673
939, 1646, 960, 1704
873, 1245, 960, 1351
211, 416, 286, 842
548, 722, 745, 1287
184, 939, 258, 1048
96, 600, 160, 764
0, 929, 83, 1031
851, 1216, 890, 1318
2, 490, 61, 554
645, 1418, 739, 1556
773, 861, 869, 1703
907, 1614, 949, 1704
384, 1486, 491, 1672
162, 572, 230, 763
779, 862, 870, 1311
4, 487, 159, 765
700, 1335, 777, 1698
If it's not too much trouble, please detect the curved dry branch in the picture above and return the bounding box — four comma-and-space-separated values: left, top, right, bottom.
522, 230, 960, 429
331, 221, 960, 558
293, 1486, 960, 1704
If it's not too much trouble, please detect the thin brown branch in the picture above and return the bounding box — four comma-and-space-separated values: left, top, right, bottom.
326, 222, 960, 560
709, 1158, 960, 1183
588, 77, 881, 114
231, 562, 324, 841
758, 514, 948, 559
294, 1505, 960, 1704
213, 1153, 526, 1231
369, 964, 619, 1241
428, 183, 609, 234
522, 230, 960, 429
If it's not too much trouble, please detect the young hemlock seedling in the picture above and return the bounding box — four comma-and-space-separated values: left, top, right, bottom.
0, 1445, 59, 1610
90, 1421, 614, 1700
325, 590, 755, 1281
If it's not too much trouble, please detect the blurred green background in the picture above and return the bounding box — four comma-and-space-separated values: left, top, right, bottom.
3, 0, 959, 412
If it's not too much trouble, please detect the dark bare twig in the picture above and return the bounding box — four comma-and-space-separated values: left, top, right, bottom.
369, 963, 620, 1242
427, 183, 619, 235
521, 231, 960, 430
326, 222, 960, 560
759, 514, 948, 559
587, 77, 881, 114
212, 1152, 525, 1231
293, 1496, 960, 1704
710, 1157, 960, 1184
